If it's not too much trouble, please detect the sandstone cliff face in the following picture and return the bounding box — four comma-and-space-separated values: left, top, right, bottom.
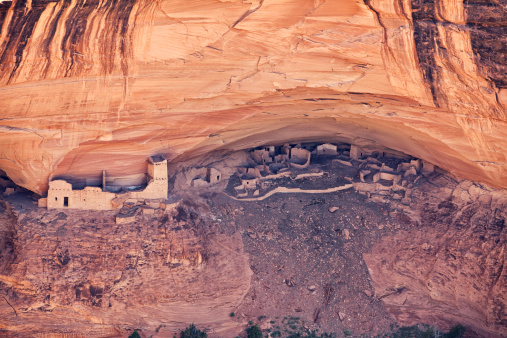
364, 178, 507, 337
0, 198, 252, 336
0, 0, 505, 194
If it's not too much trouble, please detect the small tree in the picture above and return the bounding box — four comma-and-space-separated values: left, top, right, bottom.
446, 324, 466, 338
246, 324, 262, 338
128, 330, 141, 338
179, 324, 208, 338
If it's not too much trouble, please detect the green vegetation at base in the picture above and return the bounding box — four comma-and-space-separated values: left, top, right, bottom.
246, 324, 263, 338
245, 316, 334, 338
167, 319, 465, 338
176, 324, 208, 338
447, 324, 466, 338
128, 330, 141, 338
386, 323, 466, 338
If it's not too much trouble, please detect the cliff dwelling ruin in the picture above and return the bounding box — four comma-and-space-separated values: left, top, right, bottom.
0, 0, 506, 336
35, 142, 440, 227
1, 139, 504, 337
38, 156, 168, 211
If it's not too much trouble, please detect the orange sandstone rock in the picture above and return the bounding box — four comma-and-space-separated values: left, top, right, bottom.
0, 0, 505, 194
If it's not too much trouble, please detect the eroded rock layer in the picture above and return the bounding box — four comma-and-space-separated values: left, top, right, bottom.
364, 178, 507, 337
0, 199, 251, 336
0, 0, 505, 194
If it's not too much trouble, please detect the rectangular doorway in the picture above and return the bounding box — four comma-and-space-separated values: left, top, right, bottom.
64, 197, 69, 207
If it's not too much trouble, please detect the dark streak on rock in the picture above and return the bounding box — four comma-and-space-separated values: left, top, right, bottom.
0, 1, 51, 84
464, 0, 507, 89
0, 1, 13, 35
60, 0, 137, 78
61, 0, 95, 77
0, 0, 139, 84
117, 0, 137, 78
43, 1, 70, 78
411, 0, 506, 103
411, 0, 440, 107
232, 0, 264, 28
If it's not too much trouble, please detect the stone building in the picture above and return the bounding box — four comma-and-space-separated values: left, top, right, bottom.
288, 147, 311, 168
316, 143, 338, 156
42, 156, 168, 210
46, 180, 116, 210
350, 145, 365, 159
190, 167, 222, 187
206, 168, 222, 184
130, 156, 168, 200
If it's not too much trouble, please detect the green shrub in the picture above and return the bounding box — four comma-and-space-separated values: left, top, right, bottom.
246, 324, 263, 338
128, 330, 141, 338
178, 324, 207, 338
303, 332, 334, 338
388, 323, 466, 338
446, 324, 466, 338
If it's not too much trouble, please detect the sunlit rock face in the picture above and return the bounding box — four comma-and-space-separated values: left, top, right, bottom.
0, 0, 505, 194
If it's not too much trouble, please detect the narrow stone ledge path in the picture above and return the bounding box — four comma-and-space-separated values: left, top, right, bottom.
228, 183, 354, 201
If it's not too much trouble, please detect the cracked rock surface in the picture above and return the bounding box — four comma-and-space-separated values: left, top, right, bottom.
0, 0, 506, 193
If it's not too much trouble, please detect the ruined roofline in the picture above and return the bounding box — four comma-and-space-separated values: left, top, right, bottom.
149, 155, 167, 164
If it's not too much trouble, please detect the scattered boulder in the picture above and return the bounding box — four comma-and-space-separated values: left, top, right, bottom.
284, 277, 296, 287
342, 229, 351, 240
363, 289, 373, 297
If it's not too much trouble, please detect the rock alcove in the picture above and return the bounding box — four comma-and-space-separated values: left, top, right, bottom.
0, 0, 506, 336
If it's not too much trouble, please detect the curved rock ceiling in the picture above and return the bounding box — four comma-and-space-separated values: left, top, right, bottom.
0, 0, 506, 194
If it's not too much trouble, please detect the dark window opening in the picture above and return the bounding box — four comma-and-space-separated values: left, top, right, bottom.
55, 197, 57, 201
217, 176, 220, 181
64, 197, 69, 207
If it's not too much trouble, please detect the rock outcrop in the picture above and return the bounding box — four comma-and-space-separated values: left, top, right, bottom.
0, 198, 252, 336
0, 0, 505, 194
364, 179, 507, 337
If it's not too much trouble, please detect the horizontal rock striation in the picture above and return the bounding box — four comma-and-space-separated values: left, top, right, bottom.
0, 0, 505, 195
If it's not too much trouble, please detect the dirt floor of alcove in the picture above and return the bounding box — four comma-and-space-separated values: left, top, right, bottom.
204, 182, 409, 337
